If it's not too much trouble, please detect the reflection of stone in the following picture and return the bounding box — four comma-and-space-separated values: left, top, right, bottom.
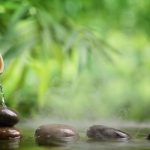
35, 124, 79, 146
0, 138, 20, 150
87, 125, 130, 141
0, 107, 19, 127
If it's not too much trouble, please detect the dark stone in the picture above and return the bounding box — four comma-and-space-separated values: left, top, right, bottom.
0, 127, 21, 140
35, 124, 79, 146
87, 125, 130, 141
147, 134, 150, 140
0, 107, 19, 127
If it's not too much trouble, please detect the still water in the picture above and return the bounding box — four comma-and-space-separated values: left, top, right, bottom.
1, 122, 150, 150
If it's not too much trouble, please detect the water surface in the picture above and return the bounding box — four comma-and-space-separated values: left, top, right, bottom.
16, 128, 150, 149
1, 121, 150, 150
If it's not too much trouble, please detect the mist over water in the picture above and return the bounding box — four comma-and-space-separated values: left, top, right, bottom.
19, 117, 150, 132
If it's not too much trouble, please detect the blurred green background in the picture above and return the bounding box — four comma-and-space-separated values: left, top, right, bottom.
0, 0, 150, 121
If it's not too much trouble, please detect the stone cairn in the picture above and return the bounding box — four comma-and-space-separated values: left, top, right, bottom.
0, 86, 21, 140
0, 54, 21, 149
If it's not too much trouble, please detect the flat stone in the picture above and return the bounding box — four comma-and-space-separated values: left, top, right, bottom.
0, 107, 19, 127
0, 127, 21, 140
87, 125, 130, 141
35, 124, 79, 146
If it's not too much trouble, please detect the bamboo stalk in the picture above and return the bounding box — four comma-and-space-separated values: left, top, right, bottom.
0, 54, 4, 74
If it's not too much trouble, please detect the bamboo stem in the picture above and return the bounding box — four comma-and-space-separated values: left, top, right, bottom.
0, 54, 4, 74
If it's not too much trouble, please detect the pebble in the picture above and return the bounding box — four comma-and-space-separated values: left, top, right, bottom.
0, 127, 21, 140
35, 124, 79, 146
87, 125, 130, 141
0, 107, 19, 127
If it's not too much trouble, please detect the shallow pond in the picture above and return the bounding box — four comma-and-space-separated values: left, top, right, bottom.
1, 121, 150, 150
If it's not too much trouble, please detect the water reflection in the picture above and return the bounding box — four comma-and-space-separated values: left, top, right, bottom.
0, 138, 20, 150
1, 125, 150, 150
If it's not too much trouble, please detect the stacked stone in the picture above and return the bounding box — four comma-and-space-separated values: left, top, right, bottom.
0, 106, 21, 140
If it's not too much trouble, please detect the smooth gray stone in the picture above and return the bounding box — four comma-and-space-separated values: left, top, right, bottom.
87, 125, 130, 141
35, 124, 79, 146
0, 107, 19, 127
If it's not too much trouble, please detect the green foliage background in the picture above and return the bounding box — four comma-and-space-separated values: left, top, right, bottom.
0, 0, 150, 121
